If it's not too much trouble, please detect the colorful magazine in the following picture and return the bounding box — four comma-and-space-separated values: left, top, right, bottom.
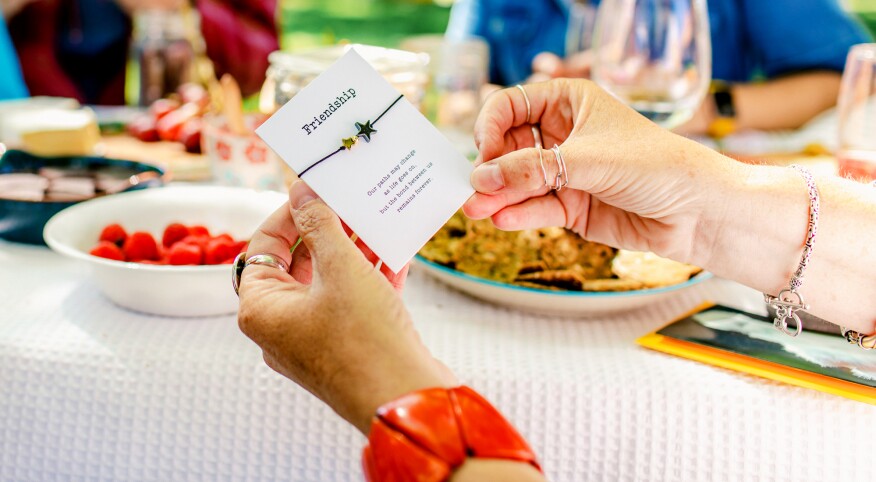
637, 302, 876, 405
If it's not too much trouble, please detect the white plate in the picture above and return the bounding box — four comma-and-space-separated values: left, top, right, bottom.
415, 255, 712, 317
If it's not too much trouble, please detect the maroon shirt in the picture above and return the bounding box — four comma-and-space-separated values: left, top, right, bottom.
9, 0, 278, 105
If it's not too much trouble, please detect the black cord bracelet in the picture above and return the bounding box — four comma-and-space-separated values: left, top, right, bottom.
298, 94, 405, 177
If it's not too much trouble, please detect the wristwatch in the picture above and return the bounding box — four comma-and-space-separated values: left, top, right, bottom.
707, 81, 737, 138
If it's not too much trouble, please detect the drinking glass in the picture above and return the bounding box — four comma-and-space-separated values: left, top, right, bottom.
566, 1, 598, 57
591, 0, 711, 129
837, 43, 876, 181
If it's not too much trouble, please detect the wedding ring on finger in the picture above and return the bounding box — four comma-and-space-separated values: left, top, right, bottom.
550, 144, 569, 191
232, 252, 291, 296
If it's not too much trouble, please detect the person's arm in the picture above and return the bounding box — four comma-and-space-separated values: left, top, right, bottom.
465, 79, 876, 335
4, 0, 84, 101
678, 71, 843, 135
696, 162, 876, 334
451, 460, 545, 481
0, 0, 34, 19
197, 0, 279, 96
238, 182, 548, 481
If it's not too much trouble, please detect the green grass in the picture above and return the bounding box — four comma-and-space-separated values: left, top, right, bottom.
280, 0, 452, 51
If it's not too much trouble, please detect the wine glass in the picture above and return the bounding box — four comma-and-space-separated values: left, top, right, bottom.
591, 0, 711, 129
566, 1, 598, 57
837, 43, 876, 181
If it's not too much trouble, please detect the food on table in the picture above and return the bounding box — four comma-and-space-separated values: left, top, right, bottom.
419, 212, 701, 292
176, 117, 203, 153
89, 241, 125, 261
149, 99, 180, 120
126, 115, 159, 142
128, 82, 208, 153
2, 108, 100, 157
0, 173, 49, 201
611, 251, 703, 289
88, 222, 247, 265
168, 242, 203, 265
161, 222, 189, 248
0, 163, 150, 202
123, 231, 161, 261
99, 223, 128, 246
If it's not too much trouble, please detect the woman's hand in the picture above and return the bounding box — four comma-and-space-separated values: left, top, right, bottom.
237, 181, 456, 434
464, 79, 741, 264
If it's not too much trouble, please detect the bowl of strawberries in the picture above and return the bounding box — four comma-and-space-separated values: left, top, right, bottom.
43, 185, 286, 317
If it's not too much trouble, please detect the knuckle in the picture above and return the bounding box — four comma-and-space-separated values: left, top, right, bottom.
294, 203, 335, 236
237, 302, 258, 338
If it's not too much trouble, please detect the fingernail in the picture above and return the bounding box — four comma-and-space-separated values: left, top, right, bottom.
290, 180, 317, 209
471, 163, 504, 192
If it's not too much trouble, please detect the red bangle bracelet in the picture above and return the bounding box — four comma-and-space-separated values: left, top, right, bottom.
362, 386, 541, 482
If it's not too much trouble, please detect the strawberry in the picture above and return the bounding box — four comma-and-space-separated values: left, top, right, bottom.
178, 83, 209, 108
180, 234, 209, 250
168, 243, 203, 265
204, 237, 238, 265
123, 231, 160, 261
156, 102, 200, 141
140, 258, 168, 265
149, 98, 180, 121
178, 118, 202, 154
162, 223, 190, 248
232, 240, 247, 255
127, 115, 159, 142
189, 225, 210, 237
99, 223, 128, 246
89, 241, 125, 261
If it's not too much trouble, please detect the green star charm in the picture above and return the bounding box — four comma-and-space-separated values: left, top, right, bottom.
342, 135, 359, 150
355, 120, 377, 142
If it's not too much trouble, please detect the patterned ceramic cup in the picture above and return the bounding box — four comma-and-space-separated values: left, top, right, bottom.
201, 114, 284, 191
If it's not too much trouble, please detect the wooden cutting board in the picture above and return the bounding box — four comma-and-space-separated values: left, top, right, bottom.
100, 135, 212, 182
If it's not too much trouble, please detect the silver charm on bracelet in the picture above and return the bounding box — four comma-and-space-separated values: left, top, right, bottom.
764, 165, 819, 337
840, 327, 876, 350
764, 290, 808, 337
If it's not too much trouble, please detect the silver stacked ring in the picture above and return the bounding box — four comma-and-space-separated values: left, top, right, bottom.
550, 144, 569, 191
515, 84, 553, 190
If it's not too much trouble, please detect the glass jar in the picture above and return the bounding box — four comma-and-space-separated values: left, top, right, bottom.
132, 10, 195, 106
260, 44, 429, 114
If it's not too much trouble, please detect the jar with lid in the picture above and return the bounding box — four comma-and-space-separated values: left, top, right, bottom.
259, 44, 429, 114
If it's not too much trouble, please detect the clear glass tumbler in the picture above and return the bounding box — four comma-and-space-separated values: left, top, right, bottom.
837, 43, 876, 181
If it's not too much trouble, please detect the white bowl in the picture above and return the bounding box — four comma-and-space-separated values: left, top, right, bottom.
44, 185, 287, 317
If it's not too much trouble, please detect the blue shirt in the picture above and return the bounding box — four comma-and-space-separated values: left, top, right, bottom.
447, 0, 873, 85
0, 16, 27, 100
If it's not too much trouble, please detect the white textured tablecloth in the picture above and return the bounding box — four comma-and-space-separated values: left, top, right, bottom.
1, 241, 874, 482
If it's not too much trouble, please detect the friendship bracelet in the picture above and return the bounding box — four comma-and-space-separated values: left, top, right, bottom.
298, 94, 405, 177
839, 178, 876, 349
764, 164, 819, 337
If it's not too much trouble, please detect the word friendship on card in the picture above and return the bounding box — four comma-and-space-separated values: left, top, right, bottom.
256, 48, 474, 273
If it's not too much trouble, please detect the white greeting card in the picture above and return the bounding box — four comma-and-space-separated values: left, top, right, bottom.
256, 48, 474, 273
